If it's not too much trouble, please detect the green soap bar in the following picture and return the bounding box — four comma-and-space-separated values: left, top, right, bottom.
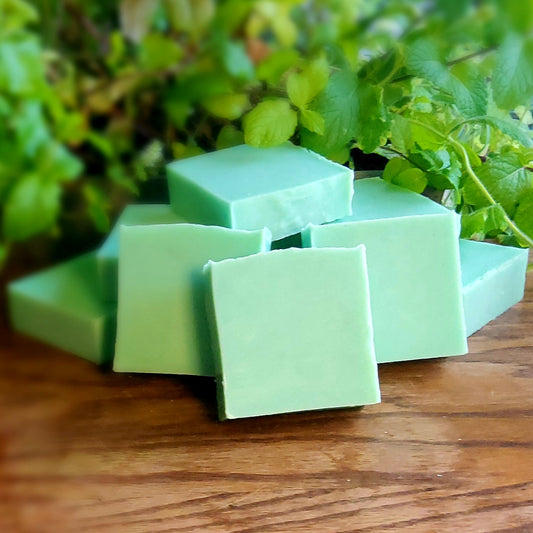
460, 239, 529, 336
167, 143, 353, 240
97, 204, 186, 302
203, 247, 380, 420
113, 224, 271, 377
8, 253, 116, 364
302, 177, 467, 363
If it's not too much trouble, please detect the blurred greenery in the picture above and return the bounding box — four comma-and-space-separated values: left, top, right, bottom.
1, 0, 532, 267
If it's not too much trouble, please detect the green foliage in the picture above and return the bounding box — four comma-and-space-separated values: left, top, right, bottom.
1, 0, 533, 269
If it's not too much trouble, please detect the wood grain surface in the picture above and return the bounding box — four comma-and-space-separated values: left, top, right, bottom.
1, 264, 532, 532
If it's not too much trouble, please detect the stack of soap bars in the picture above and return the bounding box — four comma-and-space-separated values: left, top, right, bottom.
8, 143, 530, 420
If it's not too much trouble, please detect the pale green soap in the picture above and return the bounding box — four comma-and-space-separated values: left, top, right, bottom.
166, 143, 354, 240
302, 177, 467, 363
460, 239, 529, 336
113, 224, 271, 377
8, 253, 116, 364
97, 204, 186, 302
203, 247, 380, 420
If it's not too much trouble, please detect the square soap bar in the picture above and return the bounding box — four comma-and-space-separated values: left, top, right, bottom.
460, 239, 529, 336
97, 204, 186, 302
8, 253, 117, 364
302, 177, 467, 363
113, 224, 271, 377
203, 247, 380, 420
167, 143, 354, 240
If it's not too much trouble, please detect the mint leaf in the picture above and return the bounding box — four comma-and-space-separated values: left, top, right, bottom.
0, 39, 44, 96
299, 109, 324, 135
474, 116, 532, 148
383, 158, 427, 193
461, 204, 508, 239
202, 93, 249, 120
221, 40, 254, 81
36, 142, 83, 182
406, 39, 487, 117
3, 175, 61, 241
287, 57, 329, 110
355, 84, 390, 153
300, 70, 358, 160
492, 33, 533, 109
390, 114, 413, 154
216, 125, 244, 150
515, 189, 533, 240
243, 99, 297, 147
139, 33, 182, 71
256, 49, 300, 86
463, 152, 531, 215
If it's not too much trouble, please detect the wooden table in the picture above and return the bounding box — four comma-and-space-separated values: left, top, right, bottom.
1, 271, 532, 532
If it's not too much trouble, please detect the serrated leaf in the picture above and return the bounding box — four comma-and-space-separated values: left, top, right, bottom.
463, 152, 531, 215
287, 57, 329, 110
299, 109, 324, 135
355, 84, 390, 153
390, 114, 413, 153
36, 142, 83, 182
3, 175, 61, 242
139, 33, 182, 70
406, 39, 487, 117
383, 158, 427, 193
474, 116, 532, 148
0, 39, 44, 96
514, 189, 533, 239
460, 204, 509, 239
221, 40, 254, 81
244, 99, 297, 147
202, 93, 249, 120
300, 70, 358, 160
256, 49, 300, 85
492, 33, 533, 109
383, 157, 411, 182
216, 125, 244, 150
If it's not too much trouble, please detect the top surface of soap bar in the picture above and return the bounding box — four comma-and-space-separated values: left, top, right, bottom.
9, 253, 113, 319
99, 204, 186, 259
460, 239, 529, 287
341, 177, 450, 222
167, 143, 352, 202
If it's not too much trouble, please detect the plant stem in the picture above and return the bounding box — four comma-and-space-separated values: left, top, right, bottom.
409, 118, 533, 248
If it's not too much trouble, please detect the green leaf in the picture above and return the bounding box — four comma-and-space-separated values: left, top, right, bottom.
256, 49, 299, 85
300, 70, 358, 161
406, 39, 487, 117
244, 99, 297, 147
299, 109, 324, 135
463, 152, 531, 215
514, 189, 533, 240
492, 33, 533, 109
354, 84, 390, 153
287, 57, 329, 110
139, 33, 182, 71
390, 114, 413, 154
83, 184, 110, 233
3, 175, 61, 241
460, 204, 508, 239
0, 39, 44, 96
221, 40, 254, 81
119, 0, 158, 43
202, 93, 249, 120
1, 0, 39, 32
468, 116, 532, 148
13, 101, 49, 156
216, 125, 244, 150
383, 158, 427, 193
36, 142, 83, 182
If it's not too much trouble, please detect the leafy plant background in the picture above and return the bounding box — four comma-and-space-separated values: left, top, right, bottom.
1, 0, 532, 269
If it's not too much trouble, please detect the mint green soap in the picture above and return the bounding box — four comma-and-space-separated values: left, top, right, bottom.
113, 224, 271, 377
166, 143, 354, 240
97, 204, 186, 302
203, 247, 380, 420
460, 239, 529, 336
8, 253, 116, 364
302, 177, 467, 364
